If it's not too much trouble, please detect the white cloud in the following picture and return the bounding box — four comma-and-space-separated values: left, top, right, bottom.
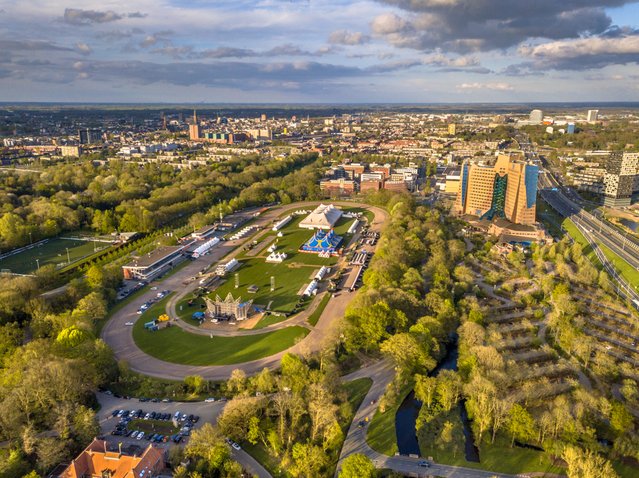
458, 82, 513, 90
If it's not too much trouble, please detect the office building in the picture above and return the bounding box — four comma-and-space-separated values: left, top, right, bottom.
78, 129, 102, 145
455, 154, 539, 226
603, 152, 639, 207
587, 109, 599, 122
189, 110, 201, 140
529, 109, 544, 124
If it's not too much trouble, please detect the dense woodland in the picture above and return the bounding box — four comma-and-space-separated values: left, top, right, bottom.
521, 122, 639, 151
0, 152, 322, 250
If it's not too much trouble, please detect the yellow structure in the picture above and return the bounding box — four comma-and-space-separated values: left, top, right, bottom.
158, 314, 170, 322
455, 154, 539, 226
444, 178, 460, 194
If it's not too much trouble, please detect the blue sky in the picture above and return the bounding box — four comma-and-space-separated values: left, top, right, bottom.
1, 0, 639, 103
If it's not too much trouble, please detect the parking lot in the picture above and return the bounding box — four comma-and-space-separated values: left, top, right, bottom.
97, 392, 225, 451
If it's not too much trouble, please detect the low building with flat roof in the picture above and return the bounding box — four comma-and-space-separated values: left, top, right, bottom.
122, 245, 187, 282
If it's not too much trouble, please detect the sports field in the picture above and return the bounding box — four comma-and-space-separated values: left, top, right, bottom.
210, 214, 357, 313
0, 237, 106, 274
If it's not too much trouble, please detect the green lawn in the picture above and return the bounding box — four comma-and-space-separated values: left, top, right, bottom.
253, 313, 289, 330
561, 218, 603, 268
0, 237, 109, 274
128, 418, 179, 435
176, 295, 208, 324
598, 242, 639, 289
132, 304, 309, 366
343, 377, 373, 422
307, 293, 331, 327
367, 382, 413, 456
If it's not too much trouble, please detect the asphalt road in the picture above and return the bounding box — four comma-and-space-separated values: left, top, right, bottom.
101, 201, 388, 381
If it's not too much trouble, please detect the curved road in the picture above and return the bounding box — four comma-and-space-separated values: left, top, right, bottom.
101, 201, 388, 381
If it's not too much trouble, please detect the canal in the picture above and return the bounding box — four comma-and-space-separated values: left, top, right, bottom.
395, 336, 480, 462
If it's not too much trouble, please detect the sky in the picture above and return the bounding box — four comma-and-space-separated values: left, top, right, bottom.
1, 1, 639, 103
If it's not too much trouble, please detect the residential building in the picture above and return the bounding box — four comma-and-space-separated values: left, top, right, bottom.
587, 109, 599, 122
57, 438, 164, 478
79, 129, 102, 145
320, 178, 357, 196
603, 152, 639, 207
60, 145, 82, 157
455, 154, 539, 226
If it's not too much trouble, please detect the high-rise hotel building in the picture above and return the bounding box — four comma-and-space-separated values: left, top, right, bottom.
455, 154, 539, 226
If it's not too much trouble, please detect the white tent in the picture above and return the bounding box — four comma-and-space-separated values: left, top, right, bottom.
299, 204, 343, 230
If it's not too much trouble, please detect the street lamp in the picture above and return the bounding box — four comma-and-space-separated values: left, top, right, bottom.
66, 247, 71, 264
35, 258, 40, 270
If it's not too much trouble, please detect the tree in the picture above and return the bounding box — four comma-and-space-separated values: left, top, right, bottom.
414, 375, 438, 409
185, 423, 230, 471
464, 376, 497, 444
610, 401, 633, 436
290, 442, 328, 478
85, 265, 104, 290
35, 437, 70, 473
217, 397, 264, 441
226, 369, 247, 394
507, 404, 535, 447
339, 453, 377, 478
74, 292, 107, 321
436, 370, 462, 412
184, 375, 207, 395
380, 333, 435, 376
253, 367, 276, 395
561, 445, 619, 478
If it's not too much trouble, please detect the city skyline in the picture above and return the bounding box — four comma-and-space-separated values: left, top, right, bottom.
1, 1, 639, 103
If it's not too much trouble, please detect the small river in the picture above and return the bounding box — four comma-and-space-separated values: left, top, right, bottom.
619, 218, 639, 232
395, 336, 480, 462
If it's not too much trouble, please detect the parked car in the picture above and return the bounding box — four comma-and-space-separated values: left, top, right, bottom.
137, 432, 145, 440
231, 442, 241, 451
204, 397, 216, 403
417, 460, 430, 468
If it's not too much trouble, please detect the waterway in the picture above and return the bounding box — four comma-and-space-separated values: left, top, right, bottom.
395, 336, 480, 462
619, 218, 639, 232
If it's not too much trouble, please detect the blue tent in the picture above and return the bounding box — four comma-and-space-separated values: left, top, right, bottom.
301, 229, 342, 254
192, 311, 206, 319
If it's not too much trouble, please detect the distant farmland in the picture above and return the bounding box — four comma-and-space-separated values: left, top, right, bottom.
0, 238, 109, 274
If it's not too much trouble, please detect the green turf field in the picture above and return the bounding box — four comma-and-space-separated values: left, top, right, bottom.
0, 237, 108, 274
